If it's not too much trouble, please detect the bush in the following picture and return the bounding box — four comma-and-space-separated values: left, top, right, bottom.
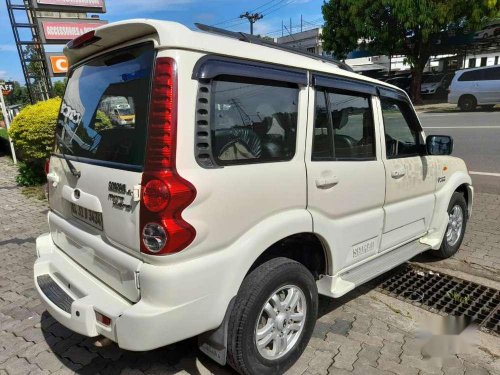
94, 110, 113, 132
15, 161, 46, 186
8, 98, 61, 160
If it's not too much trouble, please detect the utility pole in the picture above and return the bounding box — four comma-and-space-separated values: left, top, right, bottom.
240, 11, 263, 35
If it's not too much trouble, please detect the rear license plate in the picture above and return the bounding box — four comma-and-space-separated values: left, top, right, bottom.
71, 203, 103, 231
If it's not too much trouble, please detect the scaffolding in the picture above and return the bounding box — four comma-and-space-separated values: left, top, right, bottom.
6, 0, 53, 103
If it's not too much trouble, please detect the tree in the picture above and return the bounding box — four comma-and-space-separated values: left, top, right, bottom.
52, 79, 67, 98
322, 0, 499, 103
5, 81, 30, 107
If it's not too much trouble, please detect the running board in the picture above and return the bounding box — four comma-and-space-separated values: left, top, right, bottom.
317, 240, 430, 298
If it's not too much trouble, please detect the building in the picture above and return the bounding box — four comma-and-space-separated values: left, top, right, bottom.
276, 28, 324, 55
275, 25, 500, 77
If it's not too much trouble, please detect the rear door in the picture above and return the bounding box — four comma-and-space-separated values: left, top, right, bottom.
48, 43, 155, 301
481, 67, 500, 103
377, 89, 437, 251
306, 75, 386, 274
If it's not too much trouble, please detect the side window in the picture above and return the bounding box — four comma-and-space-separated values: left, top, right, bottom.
312, 90, 333, 159
312, 89, 376, 161
210, 78, 299, 165
458, 70, 483, 81
380, 98, 421, 158
484, 67, 500, 80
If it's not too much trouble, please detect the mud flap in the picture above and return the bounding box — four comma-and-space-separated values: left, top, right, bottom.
198, 298, 235, 366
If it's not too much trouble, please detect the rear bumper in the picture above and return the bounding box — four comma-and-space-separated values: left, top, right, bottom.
34, 233, 131, 342
35, 233, 223, 351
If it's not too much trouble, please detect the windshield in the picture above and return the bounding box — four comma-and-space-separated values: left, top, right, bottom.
55, 43, 154, 169
117, 108, 134, 116
423, 75, 443, 83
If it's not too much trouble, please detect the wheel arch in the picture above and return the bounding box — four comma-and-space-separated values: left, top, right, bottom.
422, 170, 473, 249
246, 232, 330, 281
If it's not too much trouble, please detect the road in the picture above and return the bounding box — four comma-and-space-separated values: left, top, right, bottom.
418, 109, 500, 194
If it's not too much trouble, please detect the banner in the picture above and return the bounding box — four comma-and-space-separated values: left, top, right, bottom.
37, 18, 108, 44
45, 53, 69, 77
31, 0, 106, 13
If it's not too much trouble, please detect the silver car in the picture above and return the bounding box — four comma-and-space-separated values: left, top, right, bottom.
448, 65, 500, 111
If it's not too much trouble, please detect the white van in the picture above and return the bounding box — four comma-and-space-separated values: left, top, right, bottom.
448, 65, 500, 111
36, 20, 473, 375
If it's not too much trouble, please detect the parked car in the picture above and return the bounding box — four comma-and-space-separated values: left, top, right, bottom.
385, 75, 411, 94
448, 65, 500, 111
37, 20, 474, 375
420, 73, 454, 96
474, 22, 500, 40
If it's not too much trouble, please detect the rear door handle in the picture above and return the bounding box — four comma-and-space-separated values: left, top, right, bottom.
391, 169, 406, 179
315, 176, 339, 189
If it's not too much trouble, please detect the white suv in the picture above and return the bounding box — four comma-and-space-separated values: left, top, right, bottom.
448, 65, 500, 111
36, 20, 474, 375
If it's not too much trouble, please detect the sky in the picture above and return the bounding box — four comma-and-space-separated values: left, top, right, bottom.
0, 0, 325, 83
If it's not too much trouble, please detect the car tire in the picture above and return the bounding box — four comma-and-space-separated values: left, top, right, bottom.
227, 257, 318, 375
458, 95, 477, 111
435, 192, 468, 259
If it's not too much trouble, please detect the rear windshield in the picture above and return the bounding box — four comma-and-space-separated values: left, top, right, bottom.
55, 43, 155, 170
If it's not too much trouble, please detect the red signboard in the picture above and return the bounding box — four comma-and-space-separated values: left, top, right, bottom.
31, 0, 106, 13
37, 0, 104, 6
38, 18, 107, 43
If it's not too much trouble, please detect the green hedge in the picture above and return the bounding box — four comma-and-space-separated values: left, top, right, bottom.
9, 98, 61, 160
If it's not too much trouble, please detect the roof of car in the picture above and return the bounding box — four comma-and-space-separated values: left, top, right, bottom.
455, 64, 500, 74
64, 19, 404, 94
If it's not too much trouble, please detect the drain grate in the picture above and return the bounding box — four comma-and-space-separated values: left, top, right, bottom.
376, 265, 500, 336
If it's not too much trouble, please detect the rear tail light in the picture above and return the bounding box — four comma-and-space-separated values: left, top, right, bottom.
44, 159, 50, 175
67, 30, 101, 49
140, 57, 197, 256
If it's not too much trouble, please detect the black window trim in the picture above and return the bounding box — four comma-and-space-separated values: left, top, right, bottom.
192, 55, 308, 86
194, 56, 304, 168
312, 86, 378, 162
312, 73, 378, 96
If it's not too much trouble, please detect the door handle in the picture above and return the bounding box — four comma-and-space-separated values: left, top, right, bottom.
315, 176, 339, 189
391, 169, 406, 179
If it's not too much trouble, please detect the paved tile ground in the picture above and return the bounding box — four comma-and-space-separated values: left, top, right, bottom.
0, 154, 499, 375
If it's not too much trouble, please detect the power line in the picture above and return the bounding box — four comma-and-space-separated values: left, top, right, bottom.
249, 0, 282, 12
210, 0, 282, 27
261, 0, 297, 17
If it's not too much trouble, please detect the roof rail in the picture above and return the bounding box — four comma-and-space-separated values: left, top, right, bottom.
194, 23, 354, 73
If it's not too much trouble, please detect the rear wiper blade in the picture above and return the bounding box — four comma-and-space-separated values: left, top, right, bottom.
56, 134, 81, 179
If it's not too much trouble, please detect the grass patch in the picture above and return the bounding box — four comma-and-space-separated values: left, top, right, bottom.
21, 185, 47, 201
0, 128, 8, 140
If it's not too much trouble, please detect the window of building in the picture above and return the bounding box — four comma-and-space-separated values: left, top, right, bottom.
312, 89, 375, 161
210, 78, 299, 165
495, 56, 499, 65
380, 98, 421, 158
469, 58, 476, 68
481, 57, 488, 67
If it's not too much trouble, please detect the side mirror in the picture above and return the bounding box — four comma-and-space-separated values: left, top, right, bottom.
426, 135, 453, 155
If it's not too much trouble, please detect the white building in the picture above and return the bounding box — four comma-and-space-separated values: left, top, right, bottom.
276, 28, 324, 55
